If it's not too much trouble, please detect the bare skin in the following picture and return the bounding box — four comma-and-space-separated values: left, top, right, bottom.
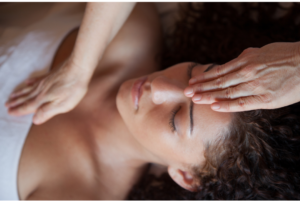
6, 3, 136, 125
17, 3, 162, 199
184, 42, 300, 112
15, 3, 233, 199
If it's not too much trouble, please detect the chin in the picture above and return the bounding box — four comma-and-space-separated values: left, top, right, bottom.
117, 79, 144, 140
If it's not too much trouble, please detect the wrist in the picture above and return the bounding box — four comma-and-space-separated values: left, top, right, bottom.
63, 58, 93, 86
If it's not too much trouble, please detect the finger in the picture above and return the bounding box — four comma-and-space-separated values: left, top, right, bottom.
189, 57, 247, 84
238, 47, 258, 57
25, 75, 46, 85
6, 86, 40, 108
6, 80, 48, 108
33, 102, 61, 125
185, 72, 241, 96
184, 65, 261, 97
8, 96, 42, 116
25, 78, 38, 85
191, 85, 253, 104
8, 84, 37, 100
210, 96, 265, 112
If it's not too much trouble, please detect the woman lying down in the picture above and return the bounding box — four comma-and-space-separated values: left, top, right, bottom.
3, 2, 300, 199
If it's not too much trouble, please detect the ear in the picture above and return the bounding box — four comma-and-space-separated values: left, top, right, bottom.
167, 166, 197, 192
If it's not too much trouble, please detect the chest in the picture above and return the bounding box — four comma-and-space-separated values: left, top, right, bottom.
18, 97, 138, 200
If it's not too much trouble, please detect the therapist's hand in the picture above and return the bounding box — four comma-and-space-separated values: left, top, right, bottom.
5, 60, 88, 124
184, 42, 300, 112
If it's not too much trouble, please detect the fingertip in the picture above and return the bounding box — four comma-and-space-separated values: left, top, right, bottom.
8, 109, 20, 116
33, 121, 40, 125
33, 110, 43, 124
184, 87, 194, 97
192, 95, 202, 102
211, 102, 220, 110
189, 78, 197, 85
33, 121, 42, 125
33, 116, 43, 125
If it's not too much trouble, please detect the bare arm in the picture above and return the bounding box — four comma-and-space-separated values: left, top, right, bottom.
70, 2, 136, 82
6, 2, 136, 124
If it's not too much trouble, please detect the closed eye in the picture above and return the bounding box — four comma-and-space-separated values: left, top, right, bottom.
168, 62, 198, 133
169, 106, 181, 132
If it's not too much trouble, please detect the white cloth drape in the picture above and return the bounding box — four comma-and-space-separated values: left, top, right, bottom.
0, 3, 84, 199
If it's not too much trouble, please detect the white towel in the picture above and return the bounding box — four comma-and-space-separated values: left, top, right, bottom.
0, 3, 84, 199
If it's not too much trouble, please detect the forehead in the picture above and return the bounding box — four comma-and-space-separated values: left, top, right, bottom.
192, 63, 232, 142
193, 104, 232, 145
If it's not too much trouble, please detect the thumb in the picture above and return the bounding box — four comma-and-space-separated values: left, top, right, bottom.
33, 102, 59, 125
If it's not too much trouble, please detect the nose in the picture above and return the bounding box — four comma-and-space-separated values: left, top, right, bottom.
151, 75, 185, 105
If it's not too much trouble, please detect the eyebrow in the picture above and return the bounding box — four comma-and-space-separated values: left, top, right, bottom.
205, 63, 218, 72
187, 62, 217, 136
187, 63, 197, 136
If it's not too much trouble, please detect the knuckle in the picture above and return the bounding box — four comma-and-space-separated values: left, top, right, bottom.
224, 102, 231, 111
196, 84, 203, 92
205, 93, 212, 101
215, 66, 223, 76
225, 87, 234, 99
239, 65, 257, 79
215, 77, 224, 88
238, 98, 247, 109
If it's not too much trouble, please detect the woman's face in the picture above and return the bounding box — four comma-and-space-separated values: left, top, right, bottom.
117, 62, 232, 168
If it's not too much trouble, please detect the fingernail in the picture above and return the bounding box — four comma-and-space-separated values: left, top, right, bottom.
189, 78, 197, 84
212, 103, 220, 110
185, 88, 194, 95
193, 95, 202, 101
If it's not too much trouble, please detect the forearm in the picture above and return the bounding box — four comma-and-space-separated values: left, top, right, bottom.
69, 2, 136, 83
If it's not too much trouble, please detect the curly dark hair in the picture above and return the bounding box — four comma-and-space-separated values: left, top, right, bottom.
128, 2, 300, 199
196, 104, 300, 199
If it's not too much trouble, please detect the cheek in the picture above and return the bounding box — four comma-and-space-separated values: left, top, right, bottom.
130, 109, 180, 161
132, 109, 167, 144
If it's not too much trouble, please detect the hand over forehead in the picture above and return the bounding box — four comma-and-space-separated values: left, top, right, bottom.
184, 42, 300, 112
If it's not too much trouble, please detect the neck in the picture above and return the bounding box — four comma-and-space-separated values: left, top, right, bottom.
86, 103, 159, 170
81, 105, 162, 199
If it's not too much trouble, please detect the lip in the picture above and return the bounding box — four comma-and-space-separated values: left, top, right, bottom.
131, 76, 147, 110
